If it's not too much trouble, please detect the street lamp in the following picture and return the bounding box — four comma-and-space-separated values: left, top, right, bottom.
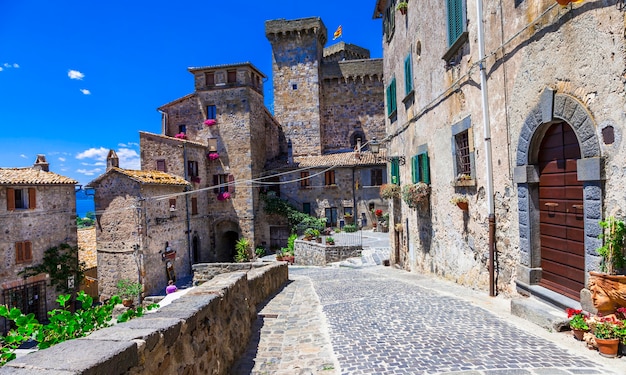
369, 137, 405, 165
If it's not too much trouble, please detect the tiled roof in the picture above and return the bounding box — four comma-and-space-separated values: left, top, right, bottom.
267, 150, 387, 170
0, 168, 78, 185
139, 131, 206, 147
87, 168, 190, 187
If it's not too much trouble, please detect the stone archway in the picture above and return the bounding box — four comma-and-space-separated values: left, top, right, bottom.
214, 220, 240, 262
514, 89, 603, 301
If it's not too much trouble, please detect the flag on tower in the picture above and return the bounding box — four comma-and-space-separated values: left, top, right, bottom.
333, 25, 342, 40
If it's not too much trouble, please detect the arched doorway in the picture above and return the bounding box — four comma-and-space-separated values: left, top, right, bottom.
218, 231, 238, 262
537, 122, 585, 300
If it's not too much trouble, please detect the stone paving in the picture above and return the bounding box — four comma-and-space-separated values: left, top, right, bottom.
232, 263, 626, 375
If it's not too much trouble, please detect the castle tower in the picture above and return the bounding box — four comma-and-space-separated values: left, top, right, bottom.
265, 17, 327, 157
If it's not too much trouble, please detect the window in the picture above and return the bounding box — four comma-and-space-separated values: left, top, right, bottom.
6, 188, 36, 211
191, 197, 198, 215
302, 202, 311, 215
447, 0, 467, 47
206, 105, 216, 120
451, 117, 474, 180
292, 84, 298, 90
324, 170, 336, 186
187, 161, 198, 178
325, 207, 338, 227
156, 160, 167, 172
208, 138, 218, 152
227, 70, 237, 83
300, 171, 310, 188
390, 158, 400, 185
15, 241, 33, 263
205, 72, 215, 86
383, 0, 396, 43
169, 199, 176, 211
411, 152, 430, 184
404, 54, 413, 95
371, 168, 383, 186
179, 124, 186, 134
344, 207, 353, 217
386, 78, 397, 117
213, 174, 235, 194
455, 131, 472, 176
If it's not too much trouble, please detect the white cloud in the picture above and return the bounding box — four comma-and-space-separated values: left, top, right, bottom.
76, 147, 109, 161
118, 142, 139, 148
20, 154, 27, 159
58, 157, 66, 162
117, 148, 140, 170
3, 63, 9, 68
80, 89, 91, 95
13, 64, 19, 68
68, 69, 85, 80
77, 168, 102, 176
0, 67, 3, 72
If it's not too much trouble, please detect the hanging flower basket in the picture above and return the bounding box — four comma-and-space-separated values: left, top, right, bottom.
203, 119, 217, 126
217, 192, 231, 201
207, 152, 220, 160
401, 182, 430, 209
174, 132, 187, 139
379, 184, 400, 199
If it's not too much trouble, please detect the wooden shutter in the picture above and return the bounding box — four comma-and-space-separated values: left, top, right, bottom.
24, 241, 32, 261
213, 175, 219, 194
191, 197, 198, 215
420, 153, 431, 184
404, 55, 413, 94
7, 188, 15, 211
15, 242, 23, 263
447, 0, 464, 46
228, 174, 235, 194
28, 188, 36, 209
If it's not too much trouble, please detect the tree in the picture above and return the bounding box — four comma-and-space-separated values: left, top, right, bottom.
19, 243, 85, 295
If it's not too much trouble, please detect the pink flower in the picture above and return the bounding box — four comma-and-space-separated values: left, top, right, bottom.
203, 119, 217, 126
207, 152, 220, 160
217, 192, 231, 201
174, 132, 187, 139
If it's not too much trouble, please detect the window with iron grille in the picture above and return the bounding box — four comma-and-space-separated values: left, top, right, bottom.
300, 171, 310, 188
324, 170, 336, 186
455, 131, 471, 176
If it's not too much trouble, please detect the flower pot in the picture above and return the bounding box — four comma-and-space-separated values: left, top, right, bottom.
122, 299, 133, 307
595, 337, 619, 358
572, 328, 589, 341
316, 237, 322, 243
456, 201, 469, 211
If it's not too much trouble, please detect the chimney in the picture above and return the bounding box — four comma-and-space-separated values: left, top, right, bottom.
107, 150, 119, 170
33, 155, 49, 172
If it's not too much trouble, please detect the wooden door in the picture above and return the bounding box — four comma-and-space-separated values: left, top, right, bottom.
538, 122, 585, 300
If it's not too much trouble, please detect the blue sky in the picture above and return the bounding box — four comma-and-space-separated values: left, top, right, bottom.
0, 1, 382, 186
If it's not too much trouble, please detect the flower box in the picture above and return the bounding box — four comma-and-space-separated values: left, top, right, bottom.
217, 192, 231, 201
203, 119, 217, 126
174, 132, 187, 139
207, 152, 220, 161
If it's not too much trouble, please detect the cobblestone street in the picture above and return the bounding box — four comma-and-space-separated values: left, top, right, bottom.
232, 265, 625, 375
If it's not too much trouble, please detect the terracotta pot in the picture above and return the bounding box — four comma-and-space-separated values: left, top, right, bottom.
456, 201, 469, 211
572, 328, 589, 341
122, 299, 133, 307
595, 337, 619, 358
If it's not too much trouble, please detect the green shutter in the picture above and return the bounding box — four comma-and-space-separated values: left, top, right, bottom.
386, 84, 392, 116
447, 0, 464, 46
404, 55, 412, 94
420, 152, 430, 184
391, 159, 400, 185
391, 78, 397, 113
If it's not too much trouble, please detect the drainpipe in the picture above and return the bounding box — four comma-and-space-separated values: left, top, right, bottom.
159, 110, 167, 135
476, 0, 496, 296
182, 142, 192, 275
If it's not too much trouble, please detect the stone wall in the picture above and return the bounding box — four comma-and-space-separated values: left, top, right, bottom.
294, 240, 361, 266
0, 263, 288, 375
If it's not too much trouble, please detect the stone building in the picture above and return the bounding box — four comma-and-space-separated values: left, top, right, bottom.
87, 151, 191, 299
0, 155, 78, 330
265, 17, 388, 229
373, 0, 626, 307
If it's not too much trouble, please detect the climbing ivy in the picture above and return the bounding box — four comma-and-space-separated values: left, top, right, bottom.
19, 243, 85, 294
261, 194, 325, 231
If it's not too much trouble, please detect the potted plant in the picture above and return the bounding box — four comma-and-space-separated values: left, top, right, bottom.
380, 184, 401, 199
566, 308, 590, 341
203, 119, 217, 126
116, 279, 142, 307
588, 216, 626, 316
396, 1, 408, 15
304, 228, 316, 241
451, 195, 469, 211
592, 317, 622, 357
207, 152, 220, 161
401, 182, 430, 209
325, 237, 335, 245
234, 238, 250, 262
312, 229, 322, 243
174, 132, 187, 140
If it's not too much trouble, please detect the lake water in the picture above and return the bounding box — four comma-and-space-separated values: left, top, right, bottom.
76, 197, 95, 218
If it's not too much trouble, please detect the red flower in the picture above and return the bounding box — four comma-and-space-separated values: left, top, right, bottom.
566, 308, 582, 318
375, 209, 383, 217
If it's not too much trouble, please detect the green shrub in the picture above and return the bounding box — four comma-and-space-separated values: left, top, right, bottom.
255, 246, 266, 257
343, 224, 358, 233
235, 238, 250, 262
